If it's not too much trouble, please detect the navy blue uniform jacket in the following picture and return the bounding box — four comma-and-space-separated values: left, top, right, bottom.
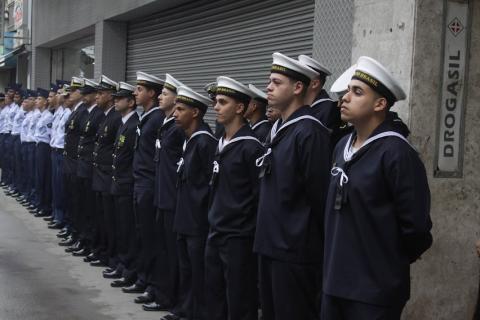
254, 106, 331, 264
174, 122, 217, 236
111, 112, 139, 196
153, 116, 185, 210
208, 124, 264, 244
133, 107, 165, 190
323, 112, 432, 306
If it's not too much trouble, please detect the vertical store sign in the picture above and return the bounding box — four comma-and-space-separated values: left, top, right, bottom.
435, 0, 470, 177
14, 0, 23, 29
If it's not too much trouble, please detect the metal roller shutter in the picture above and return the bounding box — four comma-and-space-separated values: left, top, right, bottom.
126, 0, 314, 126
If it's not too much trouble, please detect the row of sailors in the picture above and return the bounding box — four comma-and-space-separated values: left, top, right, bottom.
0, 51, 432, 320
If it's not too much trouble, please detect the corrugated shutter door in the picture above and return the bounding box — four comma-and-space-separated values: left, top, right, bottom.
127, 0, 314, 126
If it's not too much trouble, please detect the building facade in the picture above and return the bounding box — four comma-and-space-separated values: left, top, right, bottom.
31, 0, 480, 318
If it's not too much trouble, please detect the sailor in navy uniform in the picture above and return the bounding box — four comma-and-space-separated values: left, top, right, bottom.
32, 88, 54, 218
204, 82, 224, 140
298, 55, 350, 150
106, 82, 140, 288
87, 75, 122, 268
205, 76, 264, 320
168, 86, 217, 320
61, 78, 90, 253
322, 57, 432, 320
142, 74, 186, 312
122, 71, 165, 295
245, 84, 271, 143
254, 52, 331, 320
73, 79, 105, 257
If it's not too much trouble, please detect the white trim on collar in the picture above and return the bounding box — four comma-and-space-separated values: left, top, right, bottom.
251, 119, 269, 131
343, 131, 415, 162
140, 106, 160, 120
183, 130, 218, 152
310, 98, 334, 108
270, 115, 329, 141
217, 135, 262, 153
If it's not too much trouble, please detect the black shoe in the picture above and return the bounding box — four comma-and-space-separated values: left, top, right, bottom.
89, 260, 106, 267
103, 269, 122, 279
72, 248, 90, 257
102, 267, 115, 275
43, 216, 54, 221
59, 238, 76, 247
34, 211, 47, 217
160, 315, 182, 320
65, 241, 82, 252
142, 302, 169, 311
134, 292, 154, 304
111, 278, 132, 288
57, 230, 70, 239
48, 223, 64, 230
121, 283, 145, 294
83, 253, 97, 262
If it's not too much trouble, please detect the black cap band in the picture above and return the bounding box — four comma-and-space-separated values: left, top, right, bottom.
352, 70, 396, 106
164, 82, 177, 93
271, 64, 311, 85
137, 80, 163, 90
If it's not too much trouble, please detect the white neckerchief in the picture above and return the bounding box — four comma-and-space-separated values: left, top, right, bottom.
251, 119, 269, 131
155, 116, 176, 149
177, 130, 218, 172
139, 106, 160, 121
122, 110, 135, 124
343, 131, 415, 162
217, 135, 261, 153
269, 115, 329, 141
310, 98, 334, 108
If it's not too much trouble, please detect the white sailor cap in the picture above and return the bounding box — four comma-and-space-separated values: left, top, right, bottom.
248, 84, 268, 103
112, 82, 136, 98
216, 76, 254, 105
80, 79, 99, 94
298, 55, 331, 76
352, 56, 406, 104
96, 75, 118, 91
176, 86, 212, 113
136, 71, 164, 89
60, 84, 71, 96
164, 74, 185, 93
330, 64, 357, 99
271, 52, 319, 85
70, 77, 84, 89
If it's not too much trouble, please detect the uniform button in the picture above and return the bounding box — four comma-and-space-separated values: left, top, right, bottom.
112, 177, 116, 181
112, 165, 116, 170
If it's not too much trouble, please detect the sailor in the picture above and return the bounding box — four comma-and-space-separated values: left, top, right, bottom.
298, 55, 348, 149
121, 71, 165, 295
87, 75, 122, 268
106, 82, 140, 289
245, 84, 271, 143
48, 81, 71, 229
205, 76, 264, 320
142, 74, 186, 313
74, 78, 104, 258
32, 88, 54, 218
254, 52, 331, 320
169, 85, 217, 320
61, 77, 90, 254
322, 56, 433, 320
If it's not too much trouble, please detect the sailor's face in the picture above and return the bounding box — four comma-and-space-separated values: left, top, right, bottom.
266, 73, 295, 111
173, 102, 195, 130
214, 94, 243, 125
341, 79, 381, 123
159, 88, 176, 111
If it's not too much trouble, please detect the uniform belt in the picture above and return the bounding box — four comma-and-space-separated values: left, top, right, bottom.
52, 147, 64, 153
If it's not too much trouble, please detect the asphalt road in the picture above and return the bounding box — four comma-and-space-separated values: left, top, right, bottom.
0, 189, 165, 320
